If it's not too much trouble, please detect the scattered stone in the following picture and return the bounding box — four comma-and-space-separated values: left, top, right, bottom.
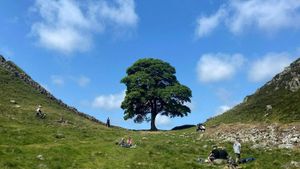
10, 100, 16, 104
290, 161, 300, 168
278, 144, 294, 149
36, 154, 44, 161
266, 105, 272, 111
251, 143, 266, 149
55, 133, 65, 139
283, 161, 300, 169
208, 124, 300, 149
14, 105, 21, 108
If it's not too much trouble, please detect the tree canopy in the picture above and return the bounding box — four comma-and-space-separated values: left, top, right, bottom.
121, 58, 192, 130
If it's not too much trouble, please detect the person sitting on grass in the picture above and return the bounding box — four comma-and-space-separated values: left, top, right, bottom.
118, 138, 126, 147
218, 147, 229, 160
127, 137, 133, 147
208, 145, 219, 163
117, 137, 136, 148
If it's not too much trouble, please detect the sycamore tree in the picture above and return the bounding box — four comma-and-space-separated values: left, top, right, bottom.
121, 58, 192, 131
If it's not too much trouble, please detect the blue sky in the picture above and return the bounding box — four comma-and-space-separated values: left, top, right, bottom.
1, 0, 300, 130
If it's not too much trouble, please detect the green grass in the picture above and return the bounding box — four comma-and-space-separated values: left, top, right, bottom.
1, 65, 300, 168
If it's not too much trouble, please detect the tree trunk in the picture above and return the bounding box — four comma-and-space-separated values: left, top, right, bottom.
150, 112, 158, 131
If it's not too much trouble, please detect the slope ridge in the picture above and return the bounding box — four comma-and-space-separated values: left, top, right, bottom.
0, 55, 102, 124
206, 57, 300, 125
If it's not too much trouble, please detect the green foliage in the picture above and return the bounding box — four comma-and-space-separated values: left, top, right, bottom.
121, 58, 192, 130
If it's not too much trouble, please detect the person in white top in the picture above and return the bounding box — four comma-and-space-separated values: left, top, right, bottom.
233, 139, 241, 163
36, 105, 46, 118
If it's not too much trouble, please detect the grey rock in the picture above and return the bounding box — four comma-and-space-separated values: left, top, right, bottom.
36, 154, 44, 160
278, 144, 294, 149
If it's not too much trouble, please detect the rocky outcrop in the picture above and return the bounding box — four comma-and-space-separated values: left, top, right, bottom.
0, 55, 103, 125
207, 124, 300, 149
267, 58, 300, 92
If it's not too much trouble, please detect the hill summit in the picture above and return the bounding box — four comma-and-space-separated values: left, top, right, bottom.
206, 57, 300, 125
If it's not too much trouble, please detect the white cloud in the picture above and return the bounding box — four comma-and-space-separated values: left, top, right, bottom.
195, 8, 226, 38
215, 105, 231, 116
248, 53, 292, 82
31, 0, 138, 54
98, 0, 138, 27
92, 90, 125, 110
76, 76, 91, 87
196, 0, 300, 38
155, 114, 172, 126
51, 75, 64, 86
197, 53, 245, 82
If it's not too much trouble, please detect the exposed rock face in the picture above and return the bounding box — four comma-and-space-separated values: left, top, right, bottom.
0, 55, 103, 125
0, 55, 5, 62
207, 124, 300, 149
268, 58, 300, 92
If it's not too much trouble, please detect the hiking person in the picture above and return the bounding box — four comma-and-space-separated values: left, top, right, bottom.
208, 145, 219, 162
233, 138, 241, 163
36, 105, 42, 116
36, 105, 46, 118
106, 117, 110, 127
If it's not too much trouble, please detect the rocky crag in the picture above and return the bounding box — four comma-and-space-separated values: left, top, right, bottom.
206, 57, 300, 125
0, 55, 103, 124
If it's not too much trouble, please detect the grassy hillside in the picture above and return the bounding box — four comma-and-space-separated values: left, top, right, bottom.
0, 59, 300, 168
206, 58, 300, 126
